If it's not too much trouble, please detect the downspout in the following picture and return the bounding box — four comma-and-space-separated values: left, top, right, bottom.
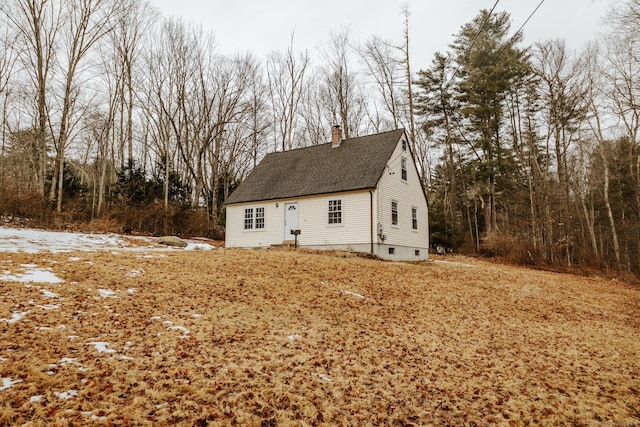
369, 189, 374, 254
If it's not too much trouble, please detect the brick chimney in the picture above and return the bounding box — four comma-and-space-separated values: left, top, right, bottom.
331, 125, 342, 148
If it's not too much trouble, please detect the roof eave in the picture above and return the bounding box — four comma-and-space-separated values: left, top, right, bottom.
225, 186, 378, 205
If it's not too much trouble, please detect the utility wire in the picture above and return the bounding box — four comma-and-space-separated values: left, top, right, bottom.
446, 0, 501, 87
447, 0, 547, 151
496, 0, 546, 57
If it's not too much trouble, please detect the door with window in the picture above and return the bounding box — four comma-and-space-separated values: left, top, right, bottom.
284, 203, 299, 240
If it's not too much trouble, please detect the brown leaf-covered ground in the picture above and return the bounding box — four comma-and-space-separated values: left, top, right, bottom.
1, 248, 639, 426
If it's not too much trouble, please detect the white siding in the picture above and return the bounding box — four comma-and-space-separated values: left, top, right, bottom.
225, 190, 374, 248
375, 134, 429, 259
225, 203, 282, 248
225, 131, 429, 261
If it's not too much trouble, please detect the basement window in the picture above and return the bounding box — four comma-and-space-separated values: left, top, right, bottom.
415, 250, 420, 256
388, 247, 395, 255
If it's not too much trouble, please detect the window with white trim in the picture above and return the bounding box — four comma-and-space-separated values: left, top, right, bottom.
255, 207, 265, 229
328, 199, 342, 225
391, 200, 398, 226
402, 139, 407, 151
244, 207, 265, 230
401, 158, 408, 181
412, 207, 418, 230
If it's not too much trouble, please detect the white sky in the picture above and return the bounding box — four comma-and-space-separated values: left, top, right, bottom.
146, 0, 615, 69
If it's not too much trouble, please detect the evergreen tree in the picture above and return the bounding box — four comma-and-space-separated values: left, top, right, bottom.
451, 9, 531, 237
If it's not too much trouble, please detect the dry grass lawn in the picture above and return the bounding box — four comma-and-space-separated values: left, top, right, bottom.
0, 248, 639, 426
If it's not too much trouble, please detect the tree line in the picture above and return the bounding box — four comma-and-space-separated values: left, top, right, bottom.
0, 0, 638, 275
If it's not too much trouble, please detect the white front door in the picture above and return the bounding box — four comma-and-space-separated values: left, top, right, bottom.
284, 203, 299, 240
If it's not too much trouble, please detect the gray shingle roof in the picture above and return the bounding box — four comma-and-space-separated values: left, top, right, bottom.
226, 129, 406, 204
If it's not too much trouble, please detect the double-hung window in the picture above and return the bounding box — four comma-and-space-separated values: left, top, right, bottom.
328, 199, 343, 225
412, 207, 418, 230
244, 207, 265, 230
391, 201, 398, 226
401, 158, 408, 181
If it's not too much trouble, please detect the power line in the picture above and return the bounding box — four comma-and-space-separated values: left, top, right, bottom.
447, 0, 501, 87
445, 0, 547, 160
512, 0, 546, 43
496, 0, 546, 57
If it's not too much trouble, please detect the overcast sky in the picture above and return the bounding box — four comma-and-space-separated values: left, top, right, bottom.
147, 0, 615, 70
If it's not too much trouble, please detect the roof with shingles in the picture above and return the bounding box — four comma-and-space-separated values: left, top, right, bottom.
226, 129, 406, 204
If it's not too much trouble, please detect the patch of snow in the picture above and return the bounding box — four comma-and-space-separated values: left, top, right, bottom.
37, 326, 53, 331
0, 226, 196, 253
58, 358, 77, 364
150, 316, 161, 321
127, 269, 143, 277
185, 243, 214, 251
287, 334, 302, 342
431, 259, 475, 268
54, 390, 78, 399
120, 355, 134, 361
314, 373, 332, 382
0, 356, 6, 362
20, 263, 38, 268
343, 290, 366, 299
88, 342, 116, 354
98, 289, 116, 298
0, 311, 29, 324
169, 325, 189, 334
42, 289, 60, 298
68, 335, 79, 340
127, 288, 136, 294
192, 313, 202, 318
0, 267, 63, 284
30, 395, 43, 403
1, 377, 22, 391
37, 304, 60, 310
92, 415, 108, 421
68, 257, 82, 261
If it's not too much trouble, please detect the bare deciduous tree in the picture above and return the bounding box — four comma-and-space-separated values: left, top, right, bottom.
1, 0, 62, 197
267, 35, 308, 151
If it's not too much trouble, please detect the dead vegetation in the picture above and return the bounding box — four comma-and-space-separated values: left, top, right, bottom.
0, 249, 639, 426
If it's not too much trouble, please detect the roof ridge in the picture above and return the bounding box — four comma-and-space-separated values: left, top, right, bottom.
267, 128, 405, 156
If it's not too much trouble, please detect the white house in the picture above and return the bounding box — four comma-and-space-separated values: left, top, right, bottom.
225, 127, 429, 261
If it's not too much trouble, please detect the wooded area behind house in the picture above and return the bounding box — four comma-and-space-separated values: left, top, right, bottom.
0, 0, 639, 275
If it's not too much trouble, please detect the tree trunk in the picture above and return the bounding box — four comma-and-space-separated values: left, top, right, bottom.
579, 190, 599, 258
602, 153, 622, 270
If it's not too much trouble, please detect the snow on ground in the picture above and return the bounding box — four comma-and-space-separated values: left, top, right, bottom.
54, 390, 78, 400
0, 266, 64, 283
0, 226, 215, 253
343, 290, 366, 299
88, 342, 116, 354
431, 259, 475, 268
0, 377, 22, 391
0, 311, 29, 324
